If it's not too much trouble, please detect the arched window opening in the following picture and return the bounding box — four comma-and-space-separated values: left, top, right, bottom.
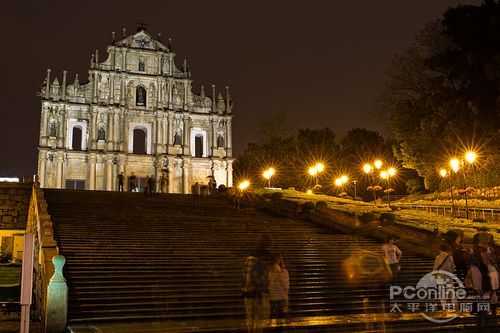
136, 86, 146, 106
72, 127, 82, 150
138, 60, 145, 72
133, 128, 147, 154
194, 134, 203, 157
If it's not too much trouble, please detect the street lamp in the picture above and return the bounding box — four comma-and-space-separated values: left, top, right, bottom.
334, 175, 349, 195
308, 163, 325, 186
262, 167, 276, 188
380, 168, 396, 206
439, 168, 455, 213
238, 180, 250, 191
449, 151, 477, 219
374, 160, 383, 170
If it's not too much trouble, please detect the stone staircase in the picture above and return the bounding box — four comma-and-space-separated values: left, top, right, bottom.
43, 189, 491, 332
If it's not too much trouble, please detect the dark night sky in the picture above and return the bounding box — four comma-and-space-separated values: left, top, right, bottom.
0, 0, 482, 176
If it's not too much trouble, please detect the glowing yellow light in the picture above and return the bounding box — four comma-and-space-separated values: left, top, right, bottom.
308, 167, 318, 176
380, 171, 388, 179
341, 175, 348, 183
465, 151, 476, 164
374, 160, 383, 169
335, 178, 343, 186
238, 180, 250, 190
449, 159, 460, 173
363, 164, 372, 174
316, 163, 325, 172
306, 189, 313, 195
268, 168, 275, 177
439, 169, 447, 178
388, 167, 396, 177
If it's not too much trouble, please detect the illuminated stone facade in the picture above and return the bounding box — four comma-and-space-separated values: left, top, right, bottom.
37, 29, 234, 192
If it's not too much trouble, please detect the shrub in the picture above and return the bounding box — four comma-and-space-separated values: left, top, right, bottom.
358, 212, 377, 224
271, 192, 284, 201
301, 201, 316, 211
354, 197, 364, 201
379, 212, 396, 227
473, 218, 488, 223
287, 187, 296, 191
344, 195, 353, 200
316, 201, 328, 209
263, 192, 273, 199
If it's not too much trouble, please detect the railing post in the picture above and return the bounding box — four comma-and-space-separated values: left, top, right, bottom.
45, 255, 68, 333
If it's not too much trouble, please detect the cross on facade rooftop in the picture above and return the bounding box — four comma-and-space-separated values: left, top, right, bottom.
136, 19, 148, 32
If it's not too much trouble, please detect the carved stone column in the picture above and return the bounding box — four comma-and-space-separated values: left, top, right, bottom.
39, 154, 46, 187
227, 160, 233, 187
107, 109, 114, 150
55, 154, 63, 189
226, 118, 233, 158
183, 115, 190, 156
88, 154, 96, 190
182, 157, 190, 194
110, 74, 115, 104
106, 156, 113, 191
167, 112, 174, 147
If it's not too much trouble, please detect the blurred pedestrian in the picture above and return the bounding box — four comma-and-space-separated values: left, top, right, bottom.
382, 236, 402, 280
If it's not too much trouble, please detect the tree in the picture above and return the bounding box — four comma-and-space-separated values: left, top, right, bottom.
376, 1, 500, 190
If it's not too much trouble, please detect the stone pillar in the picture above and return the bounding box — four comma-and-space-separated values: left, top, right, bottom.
120, 75, 125, 105
45, 255, 68, 333
89, 109, 97, 150
226, 118, 232, 157
211, 117, 217, 155
107, 109, 114, 149
122, 110, 129, 153
167, 113, 173, 147
183, 116, 190, 156
167, 163, 173, 193
183, 81, 188, 110
61, 70, 67, 100
39, 155, 46, 187
154, 111, 161, 153
168, 80, 173, 109
106, 157, 113, 191
227, 160, 233, 187
45, 69, 51, 99
110, 75, 115, 104
89, 154, 96, 190
92, 72, 98, 103
122, 48, 127, 71
114, 112, 120, 151
55, 155, 63, 189
182, 158, 190, 194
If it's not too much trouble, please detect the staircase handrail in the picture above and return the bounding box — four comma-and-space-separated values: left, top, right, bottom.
26, 182, 60, 330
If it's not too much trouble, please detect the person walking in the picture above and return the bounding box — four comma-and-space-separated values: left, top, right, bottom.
242, 256, 258, 333
469, 232, 498, 326
381, 237, 402, 280
159, 172, 168, 194
117, 172, 125, 191
268, 254, 289, 323
129, 172, 137, 192
147, 175, 155, 196
433, 244, 456, 310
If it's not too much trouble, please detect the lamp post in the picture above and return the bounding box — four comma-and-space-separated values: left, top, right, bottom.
334, 175, 349, 196
439, 168, 455, 214
449, 151, 476, 219
308, 163, 325, 187
380, 168, 396, 207
262, 167, 275, 188
352, 180, 358, 198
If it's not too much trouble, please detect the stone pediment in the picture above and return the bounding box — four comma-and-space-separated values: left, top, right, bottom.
115, 30, 168, 51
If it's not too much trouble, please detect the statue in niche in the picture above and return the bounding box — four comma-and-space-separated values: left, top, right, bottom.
49, 122, 57, 137
173, 129, 182, 145
138, 60, 145, 72
217, 134, 224, 148
98, 127, 106, 141
136, 86, 146, 106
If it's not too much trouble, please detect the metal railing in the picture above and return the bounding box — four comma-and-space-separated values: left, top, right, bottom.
393, 203, 499, 220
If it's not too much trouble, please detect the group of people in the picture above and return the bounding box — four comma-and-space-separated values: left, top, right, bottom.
242, 235, 290, 332
434, 231, 498, 320
117, 172, 169, 194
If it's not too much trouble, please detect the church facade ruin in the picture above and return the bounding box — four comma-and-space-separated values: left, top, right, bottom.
37, 28, 234, 193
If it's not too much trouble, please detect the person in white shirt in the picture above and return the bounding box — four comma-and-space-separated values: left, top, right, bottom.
433, 243, 456, 310
434, 243, 455, 273
381, 236, 402, 280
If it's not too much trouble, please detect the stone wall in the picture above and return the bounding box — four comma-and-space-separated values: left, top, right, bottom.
0, 182, 32, 229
